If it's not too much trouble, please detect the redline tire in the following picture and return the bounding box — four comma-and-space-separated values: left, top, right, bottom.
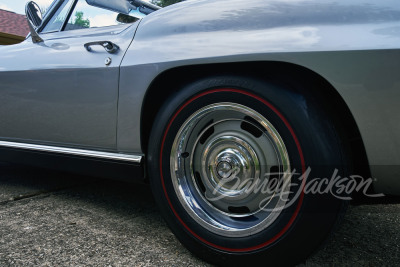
147, 76, 348, 266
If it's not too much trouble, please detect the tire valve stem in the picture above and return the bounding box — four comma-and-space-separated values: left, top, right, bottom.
181, 152, 190, 158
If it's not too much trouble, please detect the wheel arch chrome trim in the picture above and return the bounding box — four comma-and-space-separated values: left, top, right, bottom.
0, 141, 143, 164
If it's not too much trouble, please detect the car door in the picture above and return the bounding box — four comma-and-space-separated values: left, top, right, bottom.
0, 0, 139, 151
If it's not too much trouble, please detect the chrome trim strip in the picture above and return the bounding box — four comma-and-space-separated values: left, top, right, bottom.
0, 141, 142, 164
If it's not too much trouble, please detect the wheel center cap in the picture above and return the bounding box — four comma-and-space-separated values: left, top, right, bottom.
217, 161, 233, 179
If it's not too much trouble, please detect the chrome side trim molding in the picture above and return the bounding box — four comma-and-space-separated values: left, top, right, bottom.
0, 141, 142, 164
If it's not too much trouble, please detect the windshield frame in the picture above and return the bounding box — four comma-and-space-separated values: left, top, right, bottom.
37, 0, 64, 33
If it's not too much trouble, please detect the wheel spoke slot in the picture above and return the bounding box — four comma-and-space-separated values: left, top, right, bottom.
228, 206, 251, 214
230, 215, 258, 222
195, 171, 206, 193
199, 126, 215, 144
241, 116, 263, 138
269, 165, 283, 180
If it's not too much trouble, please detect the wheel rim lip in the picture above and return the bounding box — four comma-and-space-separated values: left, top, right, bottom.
170, 102, 291, 237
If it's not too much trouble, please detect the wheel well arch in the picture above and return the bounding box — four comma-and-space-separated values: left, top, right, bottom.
141, 61, 370, 177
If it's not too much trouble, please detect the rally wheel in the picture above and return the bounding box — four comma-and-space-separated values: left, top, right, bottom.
147, 75, 348, 266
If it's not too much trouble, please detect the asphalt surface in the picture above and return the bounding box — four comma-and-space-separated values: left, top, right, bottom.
1, 162, 399, 266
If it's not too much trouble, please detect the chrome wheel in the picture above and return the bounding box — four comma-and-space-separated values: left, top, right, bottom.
149, 78, 349, 266
170, 102, 290, 237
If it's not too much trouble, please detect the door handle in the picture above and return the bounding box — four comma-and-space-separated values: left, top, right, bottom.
84, 41, 119, 54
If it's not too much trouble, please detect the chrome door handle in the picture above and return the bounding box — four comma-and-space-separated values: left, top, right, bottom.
84, 41, 119, 54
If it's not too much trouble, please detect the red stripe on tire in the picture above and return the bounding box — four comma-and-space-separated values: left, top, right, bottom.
159, 88, 306, 252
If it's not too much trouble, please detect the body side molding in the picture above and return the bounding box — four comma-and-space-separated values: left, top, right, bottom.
0, 141, 143, 164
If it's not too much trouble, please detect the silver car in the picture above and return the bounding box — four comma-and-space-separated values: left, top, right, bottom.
1, 0, 399, 265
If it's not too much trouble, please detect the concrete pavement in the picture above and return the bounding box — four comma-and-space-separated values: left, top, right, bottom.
1, 162, 399, 266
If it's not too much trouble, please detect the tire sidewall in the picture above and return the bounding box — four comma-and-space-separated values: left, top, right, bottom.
148, 76, 346, 265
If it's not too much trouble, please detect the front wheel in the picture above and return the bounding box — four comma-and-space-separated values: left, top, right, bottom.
148, 76, 348, 266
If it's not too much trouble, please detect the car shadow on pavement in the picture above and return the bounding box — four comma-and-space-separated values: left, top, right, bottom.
1, 162, 399, 266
